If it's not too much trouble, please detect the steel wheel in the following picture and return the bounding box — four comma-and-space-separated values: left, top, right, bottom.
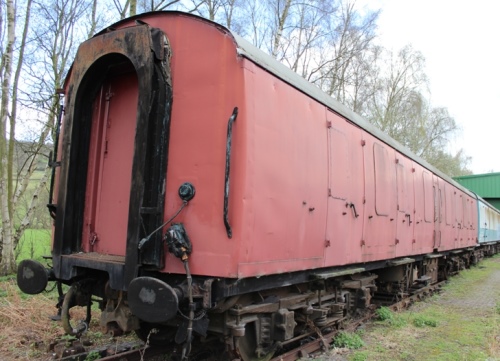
237, 323, 275, 361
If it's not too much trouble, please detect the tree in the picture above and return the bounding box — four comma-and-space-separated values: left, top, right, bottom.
185, 0, 243, 30
426, 148, 472, 177
365, 45, 428, 135
0, 0, 34, 275
280, 0, 335, 77
242, 0, 333, 65
112, 0, 132, 19
312, 1, 379, 104
0, 0, 97, 275
363, 45, 470, 175
113, 0, 180, 14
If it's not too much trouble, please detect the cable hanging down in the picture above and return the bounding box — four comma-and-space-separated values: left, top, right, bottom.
137, 200, 188, 250
164, 223, 194, 361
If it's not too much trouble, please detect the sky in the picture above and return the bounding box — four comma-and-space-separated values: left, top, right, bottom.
361, 0, 500, 174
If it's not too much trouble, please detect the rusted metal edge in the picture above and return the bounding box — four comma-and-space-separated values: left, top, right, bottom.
387, 257, 415, 266
310, 267, 366, 280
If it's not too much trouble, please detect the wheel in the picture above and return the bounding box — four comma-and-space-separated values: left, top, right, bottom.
236, 323, 275, 361
135, 322, 176, 346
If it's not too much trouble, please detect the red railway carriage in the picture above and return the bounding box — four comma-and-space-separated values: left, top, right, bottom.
17, 11, 483, 360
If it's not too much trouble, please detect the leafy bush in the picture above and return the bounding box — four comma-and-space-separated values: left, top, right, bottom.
376, 306, 407, 327
376, 306, 394, 321
332, 331, 365, 349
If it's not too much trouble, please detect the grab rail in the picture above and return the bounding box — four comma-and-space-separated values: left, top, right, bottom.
223, 107, 238, 238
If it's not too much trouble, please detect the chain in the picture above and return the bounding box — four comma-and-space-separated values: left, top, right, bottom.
178, 308, 207, 321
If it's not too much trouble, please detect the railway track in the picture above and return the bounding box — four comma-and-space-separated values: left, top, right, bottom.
53, 281, 445, 361
270, 281, 445, 361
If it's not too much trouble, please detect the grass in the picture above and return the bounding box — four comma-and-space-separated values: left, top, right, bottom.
15, 228, 51, 263
346, 256, 500, 361
412, 314, 438, 328
375, 306, 407, 327
0, 277, 64, 359
0, 276, 113, 360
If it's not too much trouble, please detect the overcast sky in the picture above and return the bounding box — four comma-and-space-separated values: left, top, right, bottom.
362, 0, 500, 174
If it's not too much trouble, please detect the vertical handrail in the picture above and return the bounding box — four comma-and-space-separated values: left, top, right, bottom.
223, 107, 238, 238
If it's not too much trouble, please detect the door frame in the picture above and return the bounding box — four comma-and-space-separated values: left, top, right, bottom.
53, 25, 173, 289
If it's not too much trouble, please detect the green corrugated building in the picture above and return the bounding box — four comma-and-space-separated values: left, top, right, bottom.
454, 172, 500, 210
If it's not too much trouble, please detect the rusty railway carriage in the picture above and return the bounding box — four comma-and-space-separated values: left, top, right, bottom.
17, 11, 500, 360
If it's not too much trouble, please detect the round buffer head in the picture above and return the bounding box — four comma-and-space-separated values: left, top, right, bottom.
128, 277, 179, 323
17, 259, 49, 295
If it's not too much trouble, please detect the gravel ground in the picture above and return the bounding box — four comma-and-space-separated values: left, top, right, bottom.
437, 258, 500, 310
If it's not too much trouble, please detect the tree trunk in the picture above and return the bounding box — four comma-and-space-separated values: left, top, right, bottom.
130, 0, 137, 16
0, 0, 16, 275
271, 0, 292, 58
0, 0, 33, 275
